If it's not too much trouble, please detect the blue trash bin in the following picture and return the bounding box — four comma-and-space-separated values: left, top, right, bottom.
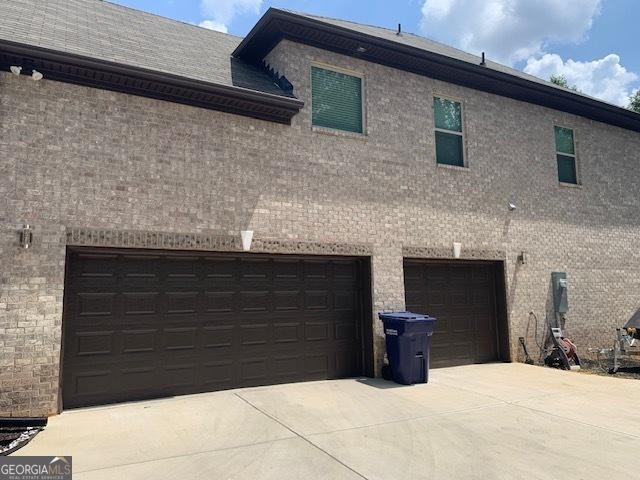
379, 312, 436, 385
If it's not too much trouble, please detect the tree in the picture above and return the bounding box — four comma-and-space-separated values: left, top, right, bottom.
549, 74, 580, 92
629, 90, 640, 113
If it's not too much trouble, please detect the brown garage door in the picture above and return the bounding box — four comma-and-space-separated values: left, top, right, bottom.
62, 248, 369, 408
404, 260, 500, 368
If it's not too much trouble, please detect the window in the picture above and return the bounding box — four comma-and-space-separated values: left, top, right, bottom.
554, 126, 578, 184
434, 97, 464, 167
311, 66, 363, 134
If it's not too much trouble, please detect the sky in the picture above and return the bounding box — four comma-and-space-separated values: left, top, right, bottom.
111, 0, 639, 107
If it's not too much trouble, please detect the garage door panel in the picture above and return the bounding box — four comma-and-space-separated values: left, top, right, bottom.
274, 322, 301, 344
273, 259, 300, 280
240, 357, 269, 383
305, 322, 330, 342
335, 348, 361, 375
163, 363, 198, 389
402, 263, 422, 282
119, 366, 157, 390
63, 250, 366, 408
240, 324, 270, 346
334, 290, 357, 310
202, 257, 238, 285
273, 290, 301, 311
240, 258, 271, 280
165, 256, 199, 276
404, 260, 499, 368
163, 327, 197, 351
77, 293, 116, 317
449, 267, 469, 283
335, 321, 357, 341
202, 325, 235, 349
303, 260, 330, 280
201, 360, 235, 387
451, 314, 474, 333
204, 291, 235, 313
239, 290, 271, 312
304, 290, 330, 310
121, 329, 157, 354
122, 292, 159, 315
69, 369, 111, 398
165, 291, 199, 314
334, 260, 359, 280
426, 266, 447, 282
305, 352, 330, 375
121, 255, 162, 278
74, 331, 114, 356
450, 290, 472, 306
404, 289, 424, 308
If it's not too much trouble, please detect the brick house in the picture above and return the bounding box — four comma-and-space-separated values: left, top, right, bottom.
1, 0, 639, 417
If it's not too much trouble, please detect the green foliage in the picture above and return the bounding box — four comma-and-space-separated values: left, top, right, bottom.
549, 74, 580, 92
628, 90, 640, 113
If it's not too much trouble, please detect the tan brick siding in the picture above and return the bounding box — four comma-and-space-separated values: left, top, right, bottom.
1, 38, 639, 415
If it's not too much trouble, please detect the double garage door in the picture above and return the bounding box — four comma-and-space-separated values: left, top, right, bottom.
62, 249, 369, 409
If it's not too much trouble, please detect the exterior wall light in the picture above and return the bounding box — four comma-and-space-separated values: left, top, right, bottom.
20, 225, 33, 249
453, 242, 462, 259
10, 66, 22, 76
240, 230, 254, 252
518, 251, 528, 265
31, 69, 43, 81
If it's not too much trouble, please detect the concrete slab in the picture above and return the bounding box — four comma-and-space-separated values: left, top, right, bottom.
238, 378, 501, 435
431, 363, 606, 401
73, 438, 362, 480
16, 391, 294, 473
515, 388, 640, 438
308, 402, 639, 480
12, 363, 640, 479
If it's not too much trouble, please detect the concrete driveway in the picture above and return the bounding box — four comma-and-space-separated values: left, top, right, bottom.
15, 363, 640, 479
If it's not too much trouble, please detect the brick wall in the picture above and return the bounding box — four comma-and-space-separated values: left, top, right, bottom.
1, 38, 639, 416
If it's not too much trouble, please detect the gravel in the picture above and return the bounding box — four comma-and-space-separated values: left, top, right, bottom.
0, 427, 42, 456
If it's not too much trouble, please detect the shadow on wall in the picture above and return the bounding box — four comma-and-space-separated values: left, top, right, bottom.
520, 275, 559, 364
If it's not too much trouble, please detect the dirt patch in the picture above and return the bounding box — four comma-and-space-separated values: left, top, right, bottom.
578, 357, 640, 380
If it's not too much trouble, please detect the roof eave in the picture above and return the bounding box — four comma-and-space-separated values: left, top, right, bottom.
0, 38, 304, 124
234, 9, 640, 133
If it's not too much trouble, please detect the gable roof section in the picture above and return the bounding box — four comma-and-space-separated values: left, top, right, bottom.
0, 0, 303, 124
234, 8, 640, 133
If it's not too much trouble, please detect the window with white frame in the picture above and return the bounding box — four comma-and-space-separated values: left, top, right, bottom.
554, 126, 578, 184
434, 96, 464, 167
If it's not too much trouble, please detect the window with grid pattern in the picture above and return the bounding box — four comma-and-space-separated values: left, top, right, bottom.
554, 126, 578, 184
434, 97, 464, 167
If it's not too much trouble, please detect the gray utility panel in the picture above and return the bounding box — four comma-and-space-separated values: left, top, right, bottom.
551, 272, 569, 314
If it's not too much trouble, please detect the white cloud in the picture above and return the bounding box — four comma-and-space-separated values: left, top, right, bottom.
420, 0, 601, 66
199, 0, 262, 33
524, 53, 639, 106
198, 19, 228, 33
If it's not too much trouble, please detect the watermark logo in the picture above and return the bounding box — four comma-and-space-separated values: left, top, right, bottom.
0, 456, 72, 480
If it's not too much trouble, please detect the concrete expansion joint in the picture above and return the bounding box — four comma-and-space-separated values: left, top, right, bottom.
234, 392, 370, 480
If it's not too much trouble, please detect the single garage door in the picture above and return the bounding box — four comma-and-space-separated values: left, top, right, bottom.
404, 260, 500, 368
63, 248, 369, 408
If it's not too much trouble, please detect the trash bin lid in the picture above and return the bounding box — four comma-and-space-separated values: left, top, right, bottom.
379, 311, 435, 322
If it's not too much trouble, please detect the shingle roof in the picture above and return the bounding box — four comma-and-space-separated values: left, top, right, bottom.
234, 8, 640, 132
287, 10, 609, 106
0, 0, 293, 98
